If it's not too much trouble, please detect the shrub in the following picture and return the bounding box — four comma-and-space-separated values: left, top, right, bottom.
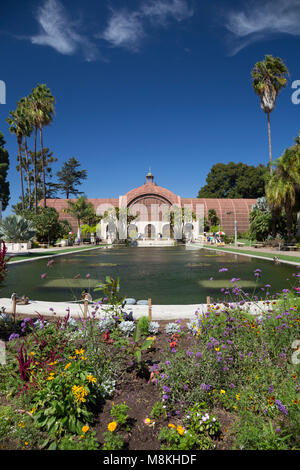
118, 321, 136, 337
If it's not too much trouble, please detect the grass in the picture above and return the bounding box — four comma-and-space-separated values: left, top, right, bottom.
8, 245, 104, 263
205, 245, 300, 264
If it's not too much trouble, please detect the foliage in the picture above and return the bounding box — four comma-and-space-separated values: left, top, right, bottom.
56, 157, 87, 199
0, 132, 10, 211
30, 207, 71, 243
198, 162, 267, 199
165, 322, 181, 335
0, 215, 35, 242
158, 425, 214, 450
0, 241, 8, 288
249, 208, 272, 241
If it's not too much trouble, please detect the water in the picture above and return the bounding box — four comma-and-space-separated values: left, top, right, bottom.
1, 246, 298, 304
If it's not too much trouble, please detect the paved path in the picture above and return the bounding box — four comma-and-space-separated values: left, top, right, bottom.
0, 297, 278, 321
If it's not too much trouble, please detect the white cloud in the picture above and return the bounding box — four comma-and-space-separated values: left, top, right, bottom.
99, 10, 145, 51
100, 0, 193, 51
225, 0, 300, 54
30, 0, 99, 61
141, 0, 194, 25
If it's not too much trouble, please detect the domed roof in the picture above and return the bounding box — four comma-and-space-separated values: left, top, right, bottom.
125, 181, 180, 206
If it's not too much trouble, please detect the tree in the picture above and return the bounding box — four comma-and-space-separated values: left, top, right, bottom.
0, 132, 10, 211
29, 84, 55, 209
266, 147, 300, 242
198, 162, 267, 198
56, 157, 87, 199
208, 209, 220, 227
251, 55, 289, 174
63, 196, 95, 232
32, 207, 71, 244
7, 107, 26, 209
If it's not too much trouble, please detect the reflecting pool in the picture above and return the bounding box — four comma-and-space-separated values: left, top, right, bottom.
1, 246, 298, 304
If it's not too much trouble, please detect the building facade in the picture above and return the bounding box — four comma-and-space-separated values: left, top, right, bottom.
45, 172, 257, 240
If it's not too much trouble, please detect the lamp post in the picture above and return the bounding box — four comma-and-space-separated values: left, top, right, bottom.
234, 220, 237, 246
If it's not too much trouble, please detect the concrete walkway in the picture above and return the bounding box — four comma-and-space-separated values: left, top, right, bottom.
0, 297, 278, 321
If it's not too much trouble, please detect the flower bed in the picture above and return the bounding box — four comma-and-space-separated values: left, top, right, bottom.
0, 272, 300, 450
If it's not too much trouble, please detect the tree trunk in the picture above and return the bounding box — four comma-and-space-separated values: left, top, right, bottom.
267, 113, 273, 175
18, 139, 25, 210
24, 136, 31, 209
286, 209, 294, 243
33, 127, 38, 215
40, 126, 47, 208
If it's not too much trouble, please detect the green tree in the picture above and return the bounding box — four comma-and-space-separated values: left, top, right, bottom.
198, 162, 267, 198
63, 196, 95, 232
33, 207, 71, 244
266, 147, 300, 242
29, 84, 55, 209
251, 55, 289, 174
56, 157, 87, 199
207, 209, 220, 227
0, 132, 10, 211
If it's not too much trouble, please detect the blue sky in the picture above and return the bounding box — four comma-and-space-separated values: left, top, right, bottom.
1, 0, 300, 215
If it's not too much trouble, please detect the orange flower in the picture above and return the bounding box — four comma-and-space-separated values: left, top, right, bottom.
108, 421, 117, 432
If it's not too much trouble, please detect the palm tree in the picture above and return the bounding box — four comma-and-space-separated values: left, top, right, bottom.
266, 147, 300, 242
63, 196, 96, 241
28, 85, 55, 211
6, 108, 25, 210
252, 55, 289, 174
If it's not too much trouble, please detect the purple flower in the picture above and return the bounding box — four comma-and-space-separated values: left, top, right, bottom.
186, 350, 193, 357
165, 361, 171, 366
195, 352, 202, 358
219, 268, 228, 273
86, 273, 91, 279
47, 259, 54, 268
183, 384, 189, 391
275, 400, 288, 416
8, 333, 20, 341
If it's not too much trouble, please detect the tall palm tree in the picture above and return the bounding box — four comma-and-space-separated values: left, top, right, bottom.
6, 108, 25, 209
251, 55, 289, 174
63, 196, 95, 240
28, 84, 55, 211
18, 97, 34, 209
266, 147, 300, 242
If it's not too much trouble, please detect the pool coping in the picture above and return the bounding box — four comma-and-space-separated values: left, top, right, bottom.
7, 245, 104, 265
203, 246, 300, 266
0, 298, 283, 321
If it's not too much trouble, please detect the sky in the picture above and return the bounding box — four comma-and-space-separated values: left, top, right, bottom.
1, 0, 300, 216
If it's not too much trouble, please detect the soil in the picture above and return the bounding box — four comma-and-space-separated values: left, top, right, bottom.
1, 317, 237, 450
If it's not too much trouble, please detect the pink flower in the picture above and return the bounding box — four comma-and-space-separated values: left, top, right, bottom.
41, 273, 47, 279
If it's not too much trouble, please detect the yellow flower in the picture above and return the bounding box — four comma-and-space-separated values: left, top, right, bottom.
220, 389, 226, 395
75, 349, 85, 355
82, 425, 89, 433
18, 421, 25, 428
80, 356, 87, 361
29, 352, 35, 356
24, 442, 29, 446
108, 421, 117, 432
87, 374, 96, 383
236, 394, 240, 400
47, 375, 55, 381
64, 363, 71, 370
72, 385, 88, 403
215, 347, 220, 352
29, 408, 36, 415
168, 423, 176, 429
176, 426, 185, 436
146, 336, 156, 341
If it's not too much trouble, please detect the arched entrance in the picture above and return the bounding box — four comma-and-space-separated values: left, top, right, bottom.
128, 224, 138, 239
162, 223, 171, 239
145, 224, 156, 239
